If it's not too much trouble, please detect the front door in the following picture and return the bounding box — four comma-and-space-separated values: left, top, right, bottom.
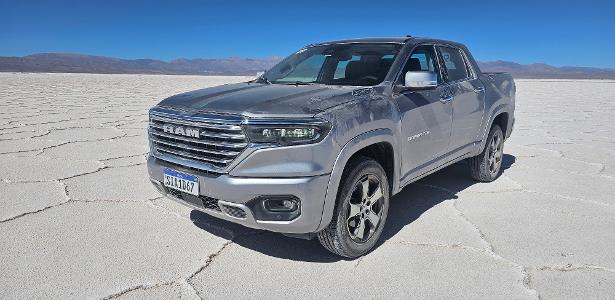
395, 45, 453, 180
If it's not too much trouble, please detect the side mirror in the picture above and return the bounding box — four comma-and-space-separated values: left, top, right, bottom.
404, 71, 438, 89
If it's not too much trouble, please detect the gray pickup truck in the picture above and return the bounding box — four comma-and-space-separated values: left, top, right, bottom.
147, 36, 515, 257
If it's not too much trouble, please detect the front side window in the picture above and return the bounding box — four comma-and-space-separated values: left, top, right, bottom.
264, 43, 402, 86
437, 46, 469, 82
399, 45, 442, 83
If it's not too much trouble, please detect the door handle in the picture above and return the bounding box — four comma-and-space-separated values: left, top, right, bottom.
439, 95, 453, 103
473, 87, 485, 93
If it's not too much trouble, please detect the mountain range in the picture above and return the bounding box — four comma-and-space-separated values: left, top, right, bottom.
1, 53, 615, 79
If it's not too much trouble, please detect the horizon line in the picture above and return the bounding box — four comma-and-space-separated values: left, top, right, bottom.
2, 51, 615, 71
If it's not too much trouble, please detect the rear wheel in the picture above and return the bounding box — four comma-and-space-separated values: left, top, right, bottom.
317, 157, 389, 258
469, 124, 504, 182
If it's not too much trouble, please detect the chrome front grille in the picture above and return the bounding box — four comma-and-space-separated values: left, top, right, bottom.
149, 108, 247, 172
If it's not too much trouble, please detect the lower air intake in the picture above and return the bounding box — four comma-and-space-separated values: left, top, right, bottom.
166, 188, 221, 212
220, 205, 247, 219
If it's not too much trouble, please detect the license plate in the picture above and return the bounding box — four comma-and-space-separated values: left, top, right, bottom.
163, 169, 199, 196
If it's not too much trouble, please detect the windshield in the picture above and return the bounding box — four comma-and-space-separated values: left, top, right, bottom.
264, 43, 402, 86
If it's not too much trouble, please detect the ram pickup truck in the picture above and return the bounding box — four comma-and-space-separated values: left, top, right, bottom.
147, 37, 515, 257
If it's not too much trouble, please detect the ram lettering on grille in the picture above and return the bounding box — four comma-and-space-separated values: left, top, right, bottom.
162, 124, 200, 138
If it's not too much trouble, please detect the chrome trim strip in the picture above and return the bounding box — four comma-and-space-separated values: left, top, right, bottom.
149, 131, 247, 149
149, 123, 245, 140
151, 137, 241, 156
152, 152, 225, 174
152, 106, 245, 124
150, 114, 243, 131
243, 117, 330, 126
155, 146, 234, 165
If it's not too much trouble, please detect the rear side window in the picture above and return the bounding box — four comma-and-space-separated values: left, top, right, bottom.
437, 46, 469, 82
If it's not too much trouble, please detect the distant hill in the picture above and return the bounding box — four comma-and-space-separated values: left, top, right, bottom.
0, 53, 281, 76
478, 60, 615, 79
1, 53, 615, 79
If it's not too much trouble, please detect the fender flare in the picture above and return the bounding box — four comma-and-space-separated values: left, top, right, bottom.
315, 128, 398, 232
477, 103, 510, 154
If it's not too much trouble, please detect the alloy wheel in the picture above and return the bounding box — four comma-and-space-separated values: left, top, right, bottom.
487, 131, 504, 176
346, 174, 385, 243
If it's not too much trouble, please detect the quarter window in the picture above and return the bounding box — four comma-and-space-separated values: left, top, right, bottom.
460, 50, 475, 78
437, 46, 469, 82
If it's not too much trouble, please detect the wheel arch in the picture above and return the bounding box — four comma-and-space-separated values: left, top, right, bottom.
315, 128, 399, 232
477, 104, 512, 155
492, 112, 509, 138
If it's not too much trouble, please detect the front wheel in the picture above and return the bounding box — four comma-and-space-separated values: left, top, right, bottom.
317, 157, 389, 258
469, 124, 505, 182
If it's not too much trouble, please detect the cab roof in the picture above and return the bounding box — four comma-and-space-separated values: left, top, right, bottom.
311, 37, 411, 46
311, 36, 465, 48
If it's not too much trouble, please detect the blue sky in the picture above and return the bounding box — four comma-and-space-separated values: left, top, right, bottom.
1, 0, 614, 68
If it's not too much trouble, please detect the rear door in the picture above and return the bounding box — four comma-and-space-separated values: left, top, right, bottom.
437, 46, 485, 151
395, 45, 453, 179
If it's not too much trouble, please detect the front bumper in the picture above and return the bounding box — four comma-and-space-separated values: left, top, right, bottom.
147, 156, 330, 233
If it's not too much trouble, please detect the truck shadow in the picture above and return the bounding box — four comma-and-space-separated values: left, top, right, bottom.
190, 154, 516, 262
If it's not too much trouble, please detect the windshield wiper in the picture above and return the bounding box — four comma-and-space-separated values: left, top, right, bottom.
274, 81, 317, 86
253, 76, 271, 84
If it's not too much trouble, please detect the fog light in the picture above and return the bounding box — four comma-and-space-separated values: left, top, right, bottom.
264, 198, 299, 212
247, 195, 301, 221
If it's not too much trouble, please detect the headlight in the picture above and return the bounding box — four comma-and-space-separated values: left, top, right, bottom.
244, 118, 331, 145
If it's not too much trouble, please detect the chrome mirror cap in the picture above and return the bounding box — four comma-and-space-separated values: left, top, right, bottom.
404, 71, 438, 89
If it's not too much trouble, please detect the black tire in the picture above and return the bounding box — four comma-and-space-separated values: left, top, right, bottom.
469, 124, 505, 182
317, 156, 389, 258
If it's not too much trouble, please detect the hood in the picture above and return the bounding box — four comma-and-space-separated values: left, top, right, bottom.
157, 82, 368, 117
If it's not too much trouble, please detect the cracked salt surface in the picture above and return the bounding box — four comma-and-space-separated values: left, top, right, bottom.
0, 181, 68, 222
1, 74, 615, 299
